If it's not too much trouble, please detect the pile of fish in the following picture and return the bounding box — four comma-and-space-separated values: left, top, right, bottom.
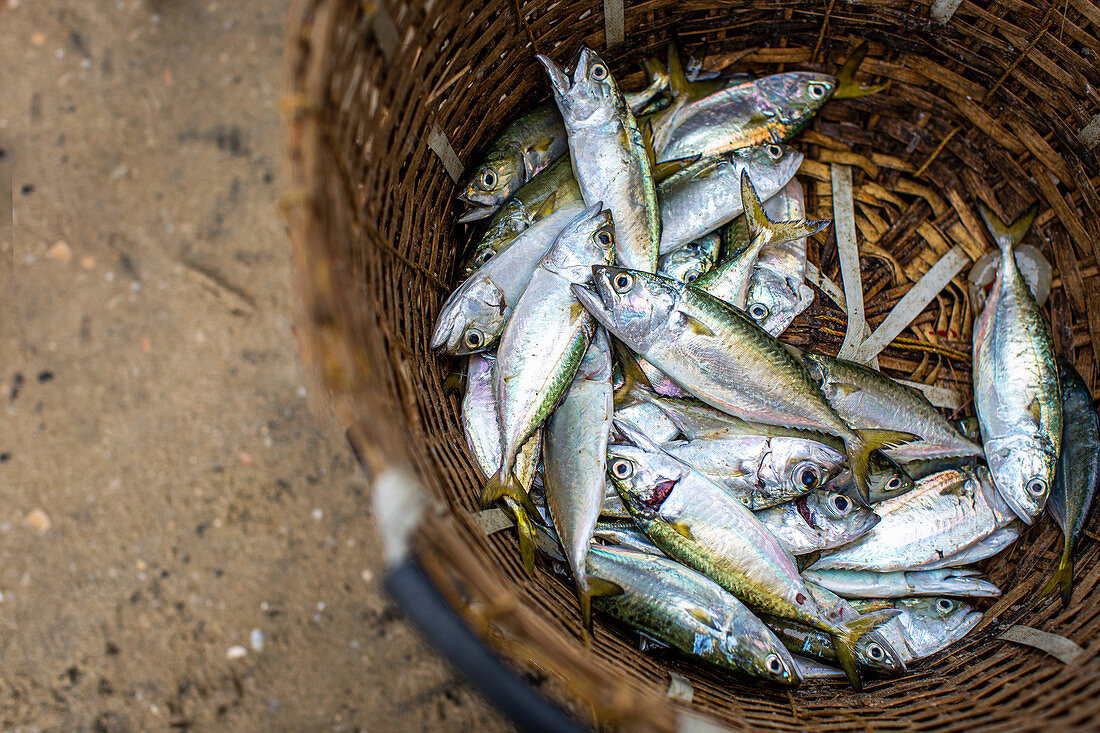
432, 43, 1100, 690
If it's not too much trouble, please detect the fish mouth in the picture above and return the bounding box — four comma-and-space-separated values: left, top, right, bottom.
457, 202, 494, 223
995, 485, 1041, 525
795, 496, 817, 529
537, 53, 571, 98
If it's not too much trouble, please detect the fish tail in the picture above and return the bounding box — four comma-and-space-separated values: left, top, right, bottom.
978, 201, 1038, 254
640, 56, 668, 90
1036, 547, 1075, 609
844, 429, 915, 506
741, 170, 830, 248
502, 496, 537, 577
482, 466, 541, 519
830, 608, 896, 691
667, 40, 689, 97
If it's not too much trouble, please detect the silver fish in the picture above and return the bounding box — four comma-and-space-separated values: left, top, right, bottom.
657, 232, 721, 284
663, 434, 849, 511
484, 205, 614, 509
754, 492, 879, 555
809, 467, 1017, 572
851, 598, 981, 664
586, 544, 802, 685
607, 421, 892, 689
433, 203, 584, 354
544, 328, 614, 627
802, 352, 983, 462
657, 144, 802, 254
540, 47, 660, 272
803, 568, 1002, 598
973, 203, 1061, 523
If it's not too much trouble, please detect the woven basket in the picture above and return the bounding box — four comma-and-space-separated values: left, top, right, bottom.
282, 0, 1100, 729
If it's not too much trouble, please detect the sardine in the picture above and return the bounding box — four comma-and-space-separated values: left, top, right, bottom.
1040, 360, 1100, 606
544, 329, 614, 628
540, 47, 660, 272
484, 205, 614, 509
809, 467, 1017, 572
801, 352, 983, 461
608, 421, 893, 689
586, 544, 802, 685
973, 203, 1062, 523
754, 492, 879, 555
657, 232, 721, 284
804, 567, 1001, 598
851, 598, 981, 664
657, 144, 802, 254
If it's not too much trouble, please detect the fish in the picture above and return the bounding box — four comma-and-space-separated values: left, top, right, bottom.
663, 434, 849, 511
607, 421, 894, 689
657, 232, 722, 284
972, 203, 1062, 523
434, 202, 584, 354
803, 568, 1002, 599
754, 491, 880, 555
718, 178, 814, 336
850, 597, 982, 664
483, 204, 615, 511
631, 389, 915, 502
572, 251, 908, 506
593, 518, 664, 555
647, 43, 837, 162
1039, 360, 1100, 606
544, 328, 614, 629
461, 353, 543, 571
800, 352, 983, 462
809, 467, 1018, 572
585, 544, 803, 685
761, 583, 906, 675
657, 144, 802, 254
457, 58, 670, 222
692, 171, 829, 311
540, 47, 660, 272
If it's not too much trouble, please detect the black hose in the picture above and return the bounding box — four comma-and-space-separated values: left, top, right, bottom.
383, 560, 588, 733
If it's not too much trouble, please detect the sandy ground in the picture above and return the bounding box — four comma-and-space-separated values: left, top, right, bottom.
0, 2, 510, 730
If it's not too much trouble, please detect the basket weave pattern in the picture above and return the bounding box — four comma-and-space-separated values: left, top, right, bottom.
283, 0, 1100, 728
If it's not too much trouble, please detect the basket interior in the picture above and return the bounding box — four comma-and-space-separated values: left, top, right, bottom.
284, 0, 1100, 728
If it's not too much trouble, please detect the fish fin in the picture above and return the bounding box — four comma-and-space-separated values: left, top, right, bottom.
796, 551, 821, 573
670, 520, 694, 540
534, 190, 559, 219
667, 40, 689, 98
587, 576, 624, 599
832, 608, 896, 690
442, 369, 466, 398
687, 606, 721, 630
482, 469, 541, 518
832, 382, 861, 397
673, 310, 716, 337
612, 342, 656, 404
844, 430, 917, 506
502, 496, 538, 576
833, 41, 888, 99
640, 56, 667, 88
832, 635, 862, 691
570, 300, 588, 322
978, 201, 1038, 253
1026, 397, 1043, 426
638, 631, 671, 653
530, 136, 556, 154
742, 170, 831, 248
642, 119, 657, 170
652, 154, 701, 183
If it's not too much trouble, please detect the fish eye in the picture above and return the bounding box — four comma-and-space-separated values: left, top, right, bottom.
612, 272, 634, 293
937, 599, 954, 613
748, 303, 770, 321
765, 653, 784, 675
463, 329, 484, 350
1026, 478, 1047, 497
808, 82, 827, 100
684, 270, 699, 284
590, 63, 608, 80
866, 643, 884, 661
831, 494, 851, 514
481, 169, 497, 188
766, 144, 783, 160
596, 229, 614, 247
610, 458, 634, 479
796, 464, 820, 490
478, 250, 493, 264
885, 475, 904, 492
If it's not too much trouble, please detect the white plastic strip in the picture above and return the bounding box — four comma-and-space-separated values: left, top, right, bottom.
666, 671, 694, 703
805, 261, 846, 311
427, 123, 465, 183
372, 468, 427, 567
930, 0, 965, 23
850, 245, 970, 364
472, 507, 514, 535
896, 378, 963, 410
831, 164, 869, 363
1078, 113, 1100, 150
998, 625, 1086, 665
366, 0, 399, 59
603, 0, 625, 46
